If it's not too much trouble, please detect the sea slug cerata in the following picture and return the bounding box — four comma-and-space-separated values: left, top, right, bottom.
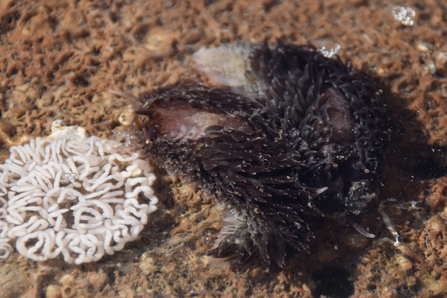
132, 43, 389, 268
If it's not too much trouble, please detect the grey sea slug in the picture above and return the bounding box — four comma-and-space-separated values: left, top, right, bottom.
133, 43, 389, 269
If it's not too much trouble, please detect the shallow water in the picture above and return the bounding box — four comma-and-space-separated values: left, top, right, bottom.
0, 0, 447, 297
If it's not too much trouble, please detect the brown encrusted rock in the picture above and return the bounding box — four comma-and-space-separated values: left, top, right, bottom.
1, 0, 447, 297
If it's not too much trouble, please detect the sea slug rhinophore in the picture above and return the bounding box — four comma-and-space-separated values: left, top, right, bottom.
134, 43, 389, 268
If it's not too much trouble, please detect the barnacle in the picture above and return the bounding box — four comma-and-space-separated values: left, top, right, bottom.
135, 43, 389, 268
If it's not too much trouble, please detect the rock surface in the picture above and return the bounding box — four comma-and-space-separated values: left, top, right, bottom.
1, 0, 447, 297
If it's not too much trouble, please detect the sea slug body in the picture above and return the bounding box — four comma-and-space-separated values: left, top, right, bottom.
134, 43, 389, 268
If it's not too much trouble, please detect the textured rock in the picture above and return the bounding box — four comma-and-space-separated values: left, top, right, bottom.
1, 0, 447, 297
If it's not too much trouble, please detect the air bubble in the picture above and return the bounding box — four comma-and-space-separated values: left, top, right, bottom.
392, 6, 416, 26
316, 38, 341, 58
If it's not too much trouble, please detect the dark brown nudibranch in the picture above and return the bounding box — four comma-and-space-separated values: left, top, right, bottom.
134, 43, 389, 269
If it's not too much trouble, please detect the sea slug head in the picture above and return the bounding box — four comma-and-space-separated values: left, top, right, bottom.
134, 82, 262, 145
